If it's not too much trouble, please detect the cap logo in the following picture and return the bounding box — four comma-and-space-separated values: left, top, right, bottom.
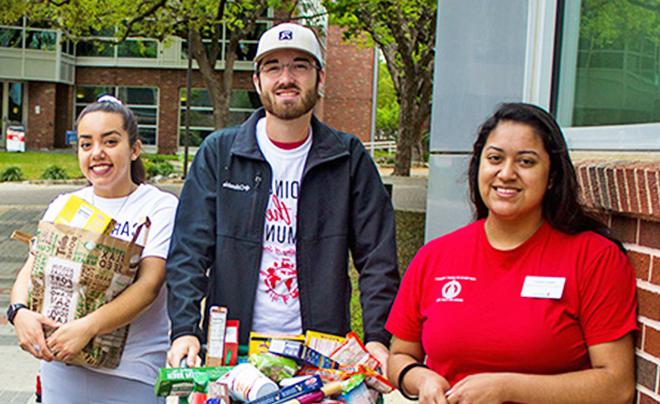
278, 30, 293, 41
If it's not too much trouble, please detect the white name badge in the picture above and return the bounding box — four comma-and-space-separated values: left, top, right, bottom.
521, 276, 565, 299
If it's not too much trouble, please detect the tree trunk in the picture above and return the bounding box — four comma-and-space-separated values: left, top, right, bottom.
190, 30, 232, 129
393, 89, 418, 176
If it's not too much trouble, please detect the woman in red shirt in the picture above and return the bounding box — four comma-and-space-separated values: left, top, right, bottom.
386, 103, 637, 404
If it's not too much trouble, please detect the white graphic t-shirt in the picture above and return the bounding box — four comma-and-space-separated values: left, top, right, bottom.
40, 184, 178, 385
252, 118, 311, 335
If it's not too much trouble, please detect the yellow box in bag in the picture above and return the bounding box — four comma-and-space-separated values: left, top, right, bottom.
54, 195, 116, 235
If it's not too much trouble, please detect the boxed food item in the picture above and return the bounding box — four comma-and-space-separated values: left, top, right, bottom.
206, 306, 228, 367
304, 331, 345, 357
269, 340, 341, 370
249, 332, 304, 356
246, 375, 323, 404
154, 366, 233, 397
54, 195, 116, 235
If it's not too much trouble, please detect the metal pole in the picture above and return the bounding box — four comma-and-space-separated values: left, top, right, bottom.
183, 26, 193, 178
369, 46, 379, 158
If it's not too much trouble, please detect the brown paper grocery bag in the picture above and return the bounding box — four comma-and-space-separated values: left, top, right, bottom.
28, 218, 150, 368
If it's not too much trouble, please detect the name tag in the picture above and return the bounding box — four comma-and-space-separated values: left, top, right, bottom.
521, 276, 565, 299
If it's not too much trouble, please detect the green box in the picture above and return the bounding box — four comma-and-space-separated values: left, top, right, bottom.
154, 366, 233, 397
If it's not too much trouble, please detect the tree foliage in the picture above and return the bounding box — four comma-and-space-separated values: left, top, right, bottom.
325, 0, 436, 175
580, 0, 660, 47
0, 0, 305, 132
376, 61, 399, 140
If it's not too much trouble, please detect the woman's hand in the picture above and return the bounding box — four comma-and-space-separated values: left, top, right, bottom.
46, 316, 97, 362
414, 367, 451, 404
445, 373, 508, 404
13, 309, 59, 361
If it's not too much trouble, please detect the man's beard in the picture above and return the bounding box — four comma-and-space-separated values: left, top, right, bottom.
259, 83, 319, 120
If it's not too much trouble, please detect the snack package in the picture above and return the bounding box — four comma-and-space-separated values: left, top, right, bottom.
208, 381, 231, 404
154, 366, 232, 397
249, 332, 305, 356
249, 352, 300, 383
329, 333, 393, 394
329, 333, 380, 370
268, 340, 340, 369
304, 331, 345, 357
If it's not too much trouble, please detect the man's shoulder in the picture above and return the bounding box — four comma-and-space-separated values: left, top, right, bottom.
203, 125, 243, 147
315, 120, 366, 152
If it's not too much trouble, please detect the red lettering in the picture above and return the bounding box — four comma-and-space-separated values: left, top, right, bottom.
265, 194, 292, 225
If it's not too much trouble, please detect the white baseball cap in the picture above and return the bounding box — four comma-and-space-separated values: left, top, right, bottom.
254, 23, 324, 68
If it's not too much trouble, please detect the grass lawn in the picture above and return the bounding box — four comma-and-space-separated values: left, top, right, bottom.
0, 151, 82, 180
0, 151, 178, 181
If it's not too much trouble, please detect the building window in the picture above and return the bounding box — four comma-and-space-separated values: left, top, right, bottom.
75, 86, 159, 146
0, 26, 23, 48
75, 27, 158, 59
555, 0, 660, 128
178, 88, 261, 147
181, 21, 270, 62
25, 29, 57, 51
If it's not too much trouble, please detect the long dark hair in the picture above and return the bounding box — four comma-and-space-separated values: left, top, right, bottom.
75, 97, 145, 184
468, 102, 622, 248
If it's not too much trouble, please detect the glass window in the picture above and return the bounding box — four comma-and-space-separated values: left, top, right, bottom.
0, 27, 23, 48
230, 89, 262, 109
117, 39, 158, 58
139, 127, 157, 145
75, 86, 115, 103
132, 107, 158, 125
25, 30, 57, 51
178, 87, 261, 146
75, 86, 159, 146
76, 41, 115, 57
119, 87, 158, 105
236, 42, 257, 61
555, 0, 660, 127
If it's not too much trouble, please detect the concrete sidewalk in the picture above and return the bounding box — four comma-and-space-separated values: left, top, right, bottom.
0, 173, 426, 403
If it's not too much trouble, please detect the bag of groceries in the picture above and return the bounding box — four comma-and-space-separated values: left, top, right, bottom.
28, 218, 150, 368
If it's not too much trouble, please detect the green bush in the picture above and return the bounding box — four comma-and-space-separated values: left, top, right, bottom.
146, 155, 167, 164
146, 161, 175, 178
0, 166, 24, 182
41, 165, 69, 180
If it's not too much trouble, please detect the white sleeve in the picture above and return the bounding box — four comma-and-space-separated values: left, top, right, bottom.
41, 194, 70, 223
141, 194, 179, 260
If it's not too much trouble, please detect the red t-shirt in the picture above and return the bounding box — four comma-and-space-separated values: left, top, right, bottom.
385, 220, 638, 387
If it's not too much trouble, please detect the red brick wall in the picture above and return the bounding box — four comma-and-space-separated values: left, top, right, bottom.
27, 82, 57, 149
323, 25, 375, 142
76, 67, 255, 154
575, 160, 660, 403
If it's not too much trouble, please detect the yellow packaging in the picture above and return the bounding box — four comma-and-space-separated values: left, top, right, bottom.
304, 330, 346, 357
54, 195, 116, 235
248, 332, 304, 356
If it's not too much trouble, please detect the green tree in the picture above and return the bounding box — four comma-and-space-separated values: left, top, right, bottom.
0, 0, 314, 130
325, 0, 436, 176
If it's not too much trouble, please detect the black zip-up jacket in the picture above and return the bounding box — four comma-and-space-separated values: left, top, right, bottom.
166, 108, 399, 346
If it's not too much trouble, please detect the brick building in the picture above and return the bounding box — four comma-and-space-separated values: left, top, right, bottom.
0, 22, 375, 154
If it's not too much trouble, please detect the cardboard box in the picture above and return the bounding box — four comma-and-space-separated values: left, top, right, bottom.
54, 195, 116, 235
